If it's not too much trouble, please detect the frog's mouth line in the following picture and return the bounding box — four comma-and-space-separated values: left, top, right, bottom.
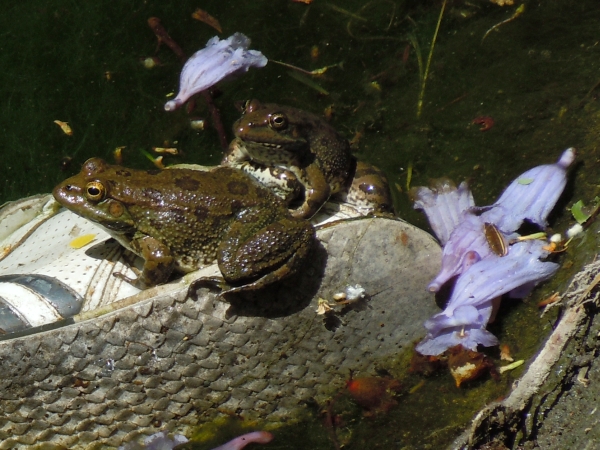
244, 140, 307, 153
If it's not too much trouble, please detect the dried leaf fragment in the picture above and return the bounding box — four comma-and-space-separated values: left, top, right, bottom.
316, 298, 333, 314
54, 120, 73, 136
500, 344, 514, 362
498, 359, 524, 374
113, 146, 126, 164
153, 147, 179, 155
191, 8, 222, 33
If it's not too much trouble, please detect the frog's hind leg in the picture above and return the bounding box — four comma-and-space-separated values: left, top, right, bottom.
218, 218, 315, 294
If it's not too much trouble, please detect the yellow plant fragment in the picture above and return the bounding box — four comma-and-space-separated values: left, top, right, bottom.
54, 120, 73, 136
69, 234, 96, 249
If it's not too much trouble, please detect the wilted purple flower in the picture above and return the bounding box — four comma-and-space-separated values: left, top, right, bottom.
482, 148, 575, 232
413, 148, 574, 355
164, 33, 267, 111
416, 240, 559, 355
417, 148, 575, 293
413, 179, 475, 245
119, 430, 273, 450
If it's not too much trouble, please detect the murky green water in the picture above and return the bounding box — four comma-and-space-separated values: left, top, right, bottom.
2, 0, 600, 448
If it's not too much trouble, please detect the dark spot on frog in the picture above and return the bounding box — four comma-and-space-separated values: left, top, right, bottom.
227, 181, 249, 196
229, 199, 246, 215
175, 176, 201, 191
169, 208, 187, 224
115, 169, 132, 177
145, 169, 161, 176
194, 206, 209, 221
148, 218, 165, 230
142, 187, 163, 202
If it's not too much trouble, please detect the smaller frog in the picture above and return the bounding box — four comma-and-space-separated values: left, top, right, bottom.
53, 158, 314, 292
223, 99, 394, 217
223, 99, 354, 219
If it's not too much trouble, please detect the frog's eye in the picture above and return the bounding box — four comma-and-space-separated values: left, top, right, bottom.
85, 181, 106, 202
269, 113, 288, 130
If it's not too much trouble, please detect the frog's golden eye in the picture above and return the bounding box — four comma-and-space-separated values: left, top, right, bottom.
85, 181, 106, 202
269, 113, 288, 130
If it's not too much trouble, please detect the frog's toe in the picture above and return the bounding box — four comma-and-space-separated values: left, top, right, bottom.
190, 275, 229, 292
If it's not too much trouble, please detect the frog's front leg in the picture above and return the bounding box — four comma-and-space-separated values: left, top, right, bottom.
290, 164, 331, 219
217, 215, 315, 293
115, 234, 175, 289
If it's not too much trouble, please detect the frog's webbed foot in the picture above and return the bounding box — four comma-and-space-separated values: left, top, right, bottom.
220, 259, 302, 295
187, 274, 275, 298
116, 235, 175, 289
113, 269, 144, 288
187, 275, 229, 295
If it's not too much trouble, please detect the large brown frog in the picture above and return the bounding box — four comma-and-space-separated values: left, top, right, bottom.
53, 158, 314, 292
222, 99, 393, 218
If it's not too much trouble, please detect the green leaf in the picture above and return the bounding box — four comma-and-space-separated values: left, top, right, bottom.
571, 200, 590, 225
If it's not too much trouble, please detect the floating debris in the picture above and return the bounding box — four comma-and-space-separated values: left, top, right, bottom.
140, 56, 161, 69
482, 4, 525, 44
346, 375, 402, 415
191, 8, 222, 33
152, 147, 178, 155
114, 146, 126, 164
190, 118, 206, 130
498, 359, 524, 374
500, 344, 514, 362
447, 345, 497, 387
287, 70, 329, 95
54, 120, 73, 136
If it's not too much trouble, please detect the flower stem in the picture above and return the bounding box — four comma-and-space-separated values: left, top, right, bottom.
417, 0, 447, 119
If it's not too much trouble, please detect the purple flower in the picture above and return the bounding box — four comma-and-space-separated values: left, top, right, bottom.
416, 240, 559, 355
413, 149, 574, 355
164, 33, 267, 111
413, 179, 475, 245
212, 431, 274, 450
